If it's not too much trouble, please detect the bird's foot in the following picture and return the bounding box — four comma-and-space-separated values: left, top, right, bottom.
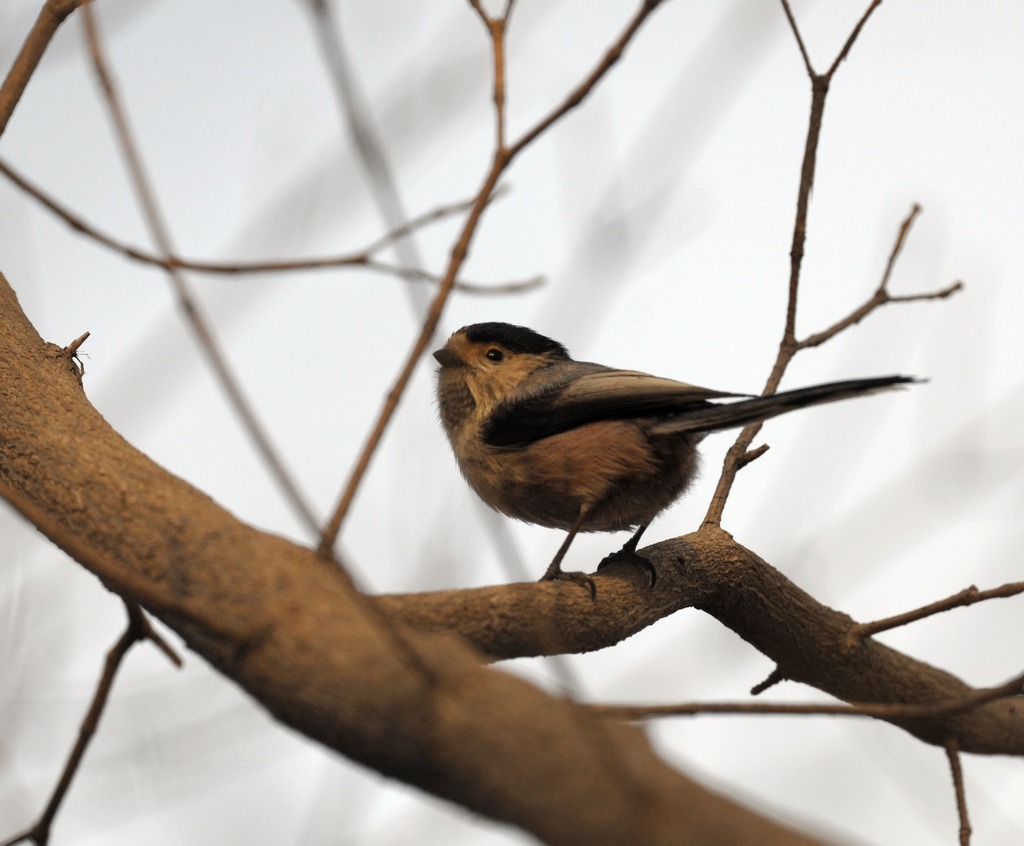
539, 568, 597, 600
597, 547, 656, 588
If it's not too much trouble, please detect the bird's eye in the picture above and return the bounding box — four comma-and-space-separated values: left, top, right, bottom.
485, 348, 504, 363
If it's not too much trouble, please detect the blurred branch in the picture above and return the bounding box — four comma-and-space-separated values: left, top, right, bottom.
589, 670, 1024, 722
0, 602, 179, 846
0, 0, 89, 138
318, 0, 668, 553
80, 6, 321, 537
0, 159, 534, 291
78, 7, 448, 691
307, 0, 431, 313
362, 261, 542, 293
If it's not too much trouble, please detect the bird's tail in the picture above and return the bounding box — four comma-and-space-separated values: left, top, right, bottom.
656, 375, 920, 435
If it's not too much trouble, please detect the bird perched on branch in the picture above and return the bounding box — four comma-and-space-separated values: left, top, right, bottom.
433, 322, 915, 595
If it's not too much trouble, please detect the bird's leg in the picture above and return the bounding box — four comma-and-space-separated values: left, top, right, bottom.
597, 522, 656, 587
540, 506, 597, 599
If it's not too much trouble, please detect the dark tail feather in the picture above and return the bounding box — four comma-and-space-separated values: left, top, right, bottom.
660, 376, 920, 435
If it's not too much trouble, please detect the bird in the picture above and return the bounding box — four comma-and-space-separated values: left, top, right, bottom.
433, 321, 915, 595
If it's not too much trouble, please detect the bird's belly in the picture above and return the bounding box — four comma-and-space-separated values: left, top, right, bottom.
460, 421, 698, 532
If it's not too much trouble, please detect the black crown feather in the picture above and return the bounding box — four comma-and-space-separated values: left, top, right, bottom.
461, 322, 570, 360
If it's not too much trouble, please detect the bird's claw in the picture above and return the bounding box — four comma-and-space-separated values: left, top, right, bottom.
597, 548, 656, 588
540, 569, 597, 600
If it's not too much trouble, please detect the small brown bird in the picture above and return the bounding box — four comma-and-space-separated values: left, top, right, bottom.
433, 322, 915, 593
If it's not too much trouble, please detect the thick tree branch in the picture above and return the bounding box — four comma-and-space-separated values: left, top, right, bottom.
382, 528, 1024, 756
0, 270, 824, 846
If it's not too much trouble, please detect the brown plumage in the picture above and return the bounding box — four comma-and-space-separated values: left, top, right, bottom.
434, 322, 916, 594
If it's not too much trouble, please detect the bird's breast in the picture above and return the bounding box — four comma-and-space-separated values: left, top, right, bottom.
458, 420, 699, 532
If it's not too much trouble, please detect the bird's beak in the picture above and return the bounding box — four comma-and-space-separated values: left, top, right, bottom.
433, 347, 463, 368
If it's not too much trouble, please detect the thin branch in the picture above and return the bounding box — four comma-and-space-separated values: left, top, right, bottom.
134, 607, 183, 667
62, 332, 90, 357
945, 739, 972, 846
358, 185, 507, 254
847, 581, 1024, 647
0, 158, 530, 291
59, 331, 90, 381
509, 0, 665, 158
826, 0, 885, 78
317, 0, 667, 553
365, 260, 542, 294
80, 7, 321, 538
887, 283, 963, 304
778, 0, 813, 77
468, 1, 511, 152
878, 202, 921, 289
797, 205, 962, 349
0, 603, 178, 846
703, 1, 926, 528
799, 281, 962, 350
0, 0, 90, 139
750, 667, 785, 696
318, 158, 506, 555
736, 443, 770, 470
590, 670, 1024, 722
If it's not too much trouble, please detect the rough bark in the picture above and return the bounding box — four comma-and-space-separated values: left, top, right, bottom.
0, 271, 828, 844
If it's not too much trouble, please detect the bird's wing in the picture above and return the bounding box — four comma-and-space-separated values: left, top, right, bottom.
483, 367, 746, 447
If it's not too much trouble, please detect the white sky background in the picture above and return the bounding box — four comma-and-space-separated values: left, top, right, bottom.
0, 1, 1022, 844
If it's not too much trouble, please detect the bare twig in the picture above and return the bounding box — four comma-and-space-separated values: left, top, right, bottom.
318, 0, 667, 553
702, 0, 948, 528
0, 0, 90, 138
590, 670, 1024, 722
60, 331, 91, 381
468, 0, 515, 150
507, 0, 663, 157
799, 279, 962, 350
826, 0, 885, 78
0, 603, 178, 846
80, 7, 321, 537
778, 0, 812, 76
62, 332, 90, 357
0, 159, 530, 291
797, 205, 963, 349
750, 666, 785, 696
945, 739, 972, 846
358, 185, 507, 256
847, 581, 1024, 647
736, 443, 770, 470
366, 261, 542, 294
